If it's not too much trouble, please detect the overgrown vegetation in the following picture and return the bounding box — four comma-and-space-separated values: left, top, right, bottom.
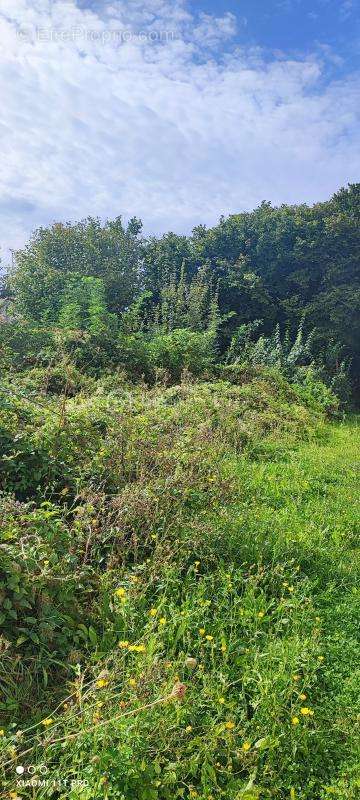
0, 186, 359, 798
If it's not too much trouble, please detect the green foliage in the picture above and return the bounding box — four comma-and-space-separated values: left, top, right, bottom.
0, 375, 358, 799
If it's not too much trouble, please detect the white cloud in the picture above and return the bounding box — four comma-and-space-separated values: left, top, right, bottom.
0, 0, 359, 261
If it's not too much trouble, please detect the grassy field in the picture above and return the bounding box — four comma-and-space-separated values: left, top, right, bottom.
0, 377, 359, 799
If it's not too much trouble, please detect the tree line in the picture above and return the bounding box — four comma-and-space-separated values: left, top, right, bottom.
1, 183, 359, 399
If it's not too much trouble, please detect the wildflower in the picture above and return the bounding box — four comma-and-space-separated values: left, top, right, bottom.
170, 682, 187, 700
292, 675, 300, 681
299, 693, 307, 700
149, 608, 158, 617
128, 644, 146, 652
315, 616, 321, 623
159, 617, 166, 626
165, 661, 172, 668
218, 697, 225, 704
258, 611, 265, 618
0, 729, 4, 736
42, 718, 54, 727
115, 587, 126, 598
291, 716, 300, 726
300, 707, 314, 716
282, 581, 289, 587
318, 655, 324, 661
118, 640, 129, 649
221, 644, 227, 653
129, 678, 136, 687
205, 635, 214, 641
288, 586, 294, 593
199, 628, 206, 636
185, 725, 192, 732
150, 534, 156, 540
242, 741, 251, 751
189, 791, 198, 798
225, 721, 235, 730
96, 678, 108, 688
194, 561, 200, 567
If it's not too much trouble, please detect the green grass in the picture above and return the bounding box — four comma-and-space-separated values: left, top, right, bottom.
0, 380, 359, 800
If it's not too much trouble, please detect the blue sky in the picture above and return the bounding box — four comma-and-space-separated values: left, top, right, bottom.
0, 0, 359, 260
195, 0, 359, 60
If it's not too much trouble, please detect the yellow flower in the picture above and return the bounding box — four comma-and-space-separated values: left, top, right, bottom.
149, 608, 158, 617
299, 693, 307, 700
185, 725, 192, 732
129, 678, 136, 687
288, 586, 294, 593
282, 581, 289, 587
42, 718, 54, 727
194, 561, 200, 567
315, 616, 321, 623
292, 674, 300, 682
118, 640, 129, 649
205, 635, 214, 641
291, 716, 300, 726
258, 611, 265, 618
221, 644, 227, 652
242, 741, 251, 751
199, 628, 206, 636
128, 644, 146, 652
0, 729, 4, 736
318, 655, 324, 661
189, 792, 198, 798
225, 721, 235, 730
115, 587, 126, 598
150, 534, 157, 540
159, 617, 166, 626
300, 707, 314, 716
218, 697, 225, 704
96, 678, 109, 688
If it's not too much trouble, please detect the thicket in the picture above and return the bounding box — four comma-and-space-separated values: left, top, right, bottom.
1, 183, 359, 400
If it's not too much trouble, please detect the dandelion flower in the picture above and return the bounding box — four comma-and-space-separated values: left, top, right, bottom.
0, 729, 4, 736
291, 716, 300, 726
218, 697, 225, 704
42, 718, 54, 727
258, 611, 265, 619
96, 679, 107, 688
205, 635, 214, 641
115, 587, 126, 598
149, 608, 158, 617
129, 678, 136, 687
128, 643, 146, 652
299, 693, 307, 700
185, 725, 192, 732
118, 640, 129, 649
199, 628, 206, 636
221, 644, 227, 653
292, 675, 300, 682
242, 741, 251, 751
300, 707, 314, 716
225, 721, 235, 730
318, 655, 324, 661
159, 617, 166, 626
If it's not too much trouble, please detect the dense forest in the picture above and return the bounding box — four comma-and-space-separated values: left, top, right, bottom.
0, 186, 359, 800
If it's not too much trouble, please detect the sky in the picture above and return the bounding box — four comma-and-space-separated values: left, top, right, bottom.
0, 0, 359, 261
